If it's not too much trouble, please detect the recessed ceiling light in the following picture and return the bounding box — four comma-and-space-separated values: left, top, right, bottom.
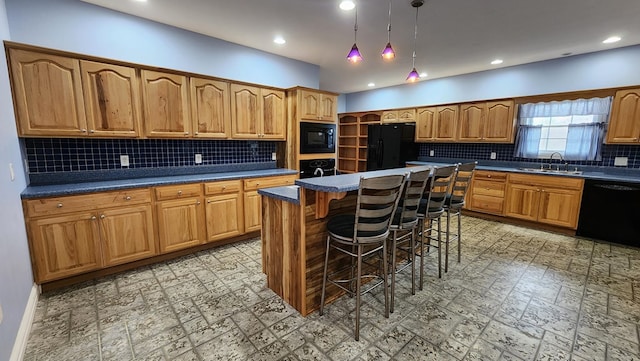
132, 0, 147, 2
491, 59, 503, 65
273, 36, 286, 45
419, 72, 427, 78
339, 1, 355, 11
367, 82, 375, 87
603, 36, 621, 44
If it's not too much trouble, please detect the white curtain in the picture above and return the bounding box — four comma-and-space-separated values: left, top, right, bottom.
514, 97, 612, 161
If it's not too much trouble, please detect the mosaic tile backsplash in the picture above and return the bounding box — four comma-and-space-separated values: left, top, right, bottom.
418, 143, 640, 169
24, 138, 277, 174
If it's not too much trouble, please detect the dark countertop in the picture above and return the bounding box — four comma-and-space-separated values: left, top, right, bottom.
22, 168, 299, 199
258, 185, 301, 205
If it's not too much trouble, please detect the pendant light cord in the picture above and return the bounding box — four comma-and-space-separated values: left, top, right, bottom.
354, 6, 358, 43
411, 5, 419, 68
387, 0, 392, 43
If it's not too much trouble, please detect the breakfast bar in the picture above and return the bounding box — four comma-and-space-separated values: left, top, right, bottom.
259, 166, 432, 316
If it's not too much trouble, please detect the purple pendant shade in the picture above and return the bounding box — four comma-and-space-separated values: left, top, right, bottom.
381, 42, 395, 59
347, 44, 363, 63
406, 67, 420, 82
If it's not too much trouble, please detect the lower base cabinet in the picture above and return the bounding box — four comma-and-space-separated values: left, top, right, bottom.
244, 175, 297, 232
156, 197, 205, 253
100, 204, 156, 266
205, 180, 244, 242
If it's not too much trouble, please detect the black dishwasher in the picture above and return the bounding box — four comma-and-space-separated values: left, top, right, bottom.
577, 179, 640, 247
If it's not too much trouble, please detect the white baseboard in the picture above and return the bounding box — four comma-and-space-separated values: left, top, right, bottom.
10, 283, 39, 361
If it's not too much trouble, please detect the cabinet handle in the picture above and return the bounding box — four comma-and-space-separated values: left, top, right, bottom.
184, 132, 189, 135
487, 175, 491, 178
207, 200, 212, 203
100, 214, 106, 219
195, 132, 199, 135
178, 190, 183, 195
124, 196, 131, 200
91, 215, 97, 220
90, 130, 95, 133
80, 129, 87, 133
196, 201, 201, 205
56, 203, 63, 208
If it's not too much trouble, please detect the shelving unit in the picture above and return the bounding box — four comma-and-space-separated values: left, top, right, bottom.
338, 112, 381, 173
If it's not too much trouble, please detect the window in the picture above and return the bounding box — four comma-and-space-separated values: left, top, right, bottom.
514, 97, 612, 161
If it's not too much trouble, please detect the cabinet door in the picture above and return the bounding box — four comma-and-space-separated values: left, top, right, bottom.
434, 105, 458, 141
156, 198, 204, 253
100, 204, 156, 266
458, 103, 485, 141
397, 108, 416, 123
205, 192, 244, 242
504, 184, 540, 222
28, 212, 101, 282
230, 84, 261, 139
485, 100, 515, 143
537, 188, 582, 229
261, 89, 286, 139
141, 70, 190, 137
243, 190, 262, 233
319, 94, 337, 121
190, 77, 231, 138
80, 61, 141, 138
606, 89, 640, 144
381, 110, 398, 123
9, 49, 87, 136
299, 90, 320, 120
415, 107, 436, 141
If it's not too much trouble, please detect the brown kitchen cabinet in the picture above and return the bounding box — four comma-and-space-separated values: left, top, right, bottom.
189, 77, 231, 138
381, 108, 416, 123
230, 84, 286, 139
468, 171, 507, 215
458, 100, 515, 143
244, 175, 298, 232
299, 89, 337, 122
9, 49, 88, 137
204, 180, 244, 242
504, 173, 583, 229
338, 112, 381, 173
415, 105, 458, 141
606, 88, 640, 144
141, 69, 191, 138
24, 188, 156, 283
155, 183, 205, 253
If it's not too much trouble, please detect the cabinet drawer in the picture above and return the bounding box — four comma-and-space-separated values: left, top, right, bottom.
25, 189, 151, 217
244, 175, 297, 191
470, 195, 504, 214
474, 170, 507, 181
155, 183, 202, 200
473, 180, 505, 197
508, 173, 583, 190
204, 180, 242, 195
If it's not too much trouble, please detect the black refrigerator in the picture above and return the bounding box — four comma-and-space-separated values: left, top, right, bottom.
366, 123, 419, 171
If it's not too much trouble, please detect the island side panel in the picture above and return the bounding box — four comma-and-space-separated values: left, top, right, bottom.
304, 188, 358, 314
262, 195, 305, 313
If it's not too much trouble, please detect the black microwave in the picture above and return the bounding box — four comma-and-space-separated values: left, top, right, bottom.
299, 122, 336, 154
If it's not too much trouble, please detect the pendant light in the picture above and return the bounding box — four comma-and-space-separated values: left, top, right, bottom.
406, 0, 424, 82
381, 0, 395, 60
346, 5, 363, 63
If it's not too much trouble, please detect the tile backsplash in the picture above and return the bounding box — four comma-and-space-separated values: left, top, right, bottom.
24, 138, 277, 174
418, 143, 640, 169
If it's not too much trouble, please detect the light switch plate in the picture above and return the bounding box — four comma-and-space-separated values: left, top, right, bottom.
490, 152, 497, 160
272, 152, 277, 161
120, 155, 129, 167
195, 154, 202, 164
614, 156, 628, 166
429, 150, 434, 157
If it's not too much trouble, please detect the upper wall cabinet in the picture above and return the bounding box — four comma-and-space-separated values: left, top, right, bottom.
230, 84, 286, 140
458, 100, 515, 143
9, 49, 87, 137
299, 89, 337, 122
80, 61, 142, 138
141, 70, 190, 138
381, 108, 416, 123
189, 77, 231, 138
606, 88, 640, 144
415, 105, 458, 142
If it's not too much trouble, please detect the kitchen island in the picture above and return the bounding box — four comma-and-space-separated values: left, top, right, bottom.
259, 166, 432, 316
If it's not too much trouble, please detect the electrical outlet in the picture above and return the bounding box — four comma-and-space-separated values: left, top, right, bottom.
271, 152, 277, 161
120, 155, 129, 167
490, 152, 497, 160
0, 303, 3, 325
614, 156, 628, 166
9, 162, 15, 181
195, 154, 202, 164
429, 150, 434, 157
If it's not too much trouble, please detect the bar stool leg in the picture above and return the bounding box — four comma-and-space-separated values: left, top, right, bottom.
390, 231, 398, 313
437, 216, 442, 279
355, 245, 362, 341
319, 235, 331, 316
418, 218, 425, 291
445, 210, 450, 273
457, 209, 462, 263
382, 241, 389, 318
410, 228, 416, 295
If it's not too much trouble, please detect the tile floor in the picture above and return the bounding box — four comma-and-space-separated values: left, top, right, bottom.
23, 217, 640, 361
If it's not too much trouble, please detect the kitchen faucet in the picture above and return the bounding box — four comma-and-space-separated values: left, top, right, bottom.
547, 152, 568, 171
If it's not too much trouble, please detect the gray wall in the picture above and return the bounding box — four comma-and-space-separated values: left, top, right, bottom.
0, 0, 34, 358
344, 45, 640, 112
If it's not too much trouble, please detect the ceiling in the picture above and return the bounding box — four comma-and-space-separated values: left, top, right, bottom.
80, 0, 640, 94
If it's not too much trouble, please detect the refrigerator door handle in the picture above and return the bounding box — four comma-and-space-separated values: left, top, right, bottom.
377, 139, 384, 167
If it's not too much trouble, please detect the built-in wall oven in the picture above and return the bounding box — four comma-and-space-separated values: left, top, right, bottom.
299, 122, 335, 154
299, 158, 336, 179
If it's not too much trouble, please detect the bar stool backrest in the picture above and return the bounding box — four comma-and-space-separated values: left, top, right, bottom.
395, 168, 432, 229
420, 165, 458, 214
353, 174, 406, 244
448, 162, 477, 206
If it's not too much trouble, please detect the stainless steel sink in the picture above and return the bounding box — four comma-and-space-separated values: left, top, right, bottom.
517, 167, 583, 175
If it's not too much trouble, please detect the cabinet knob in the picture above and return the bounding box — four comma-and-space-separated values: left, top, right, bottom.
222, 186, 226, 190
91, 215, 97, 220
124, 196, 131, 200
80, 129, 87, 133
487, 175, 491, 178
195, 132, 199, 135
100, 214, 106, 219
207, 200, 212, 203
196, 201, 201, 205
184, 132, 189, 135
178, 190, 183, 195
56, 203, 63, 208
90, 130, 95, 133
